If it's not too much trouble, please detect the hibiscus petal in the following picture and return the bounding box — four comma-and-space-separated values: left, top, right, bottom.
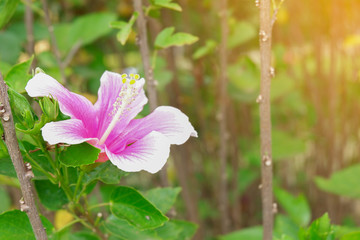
25, 72, 97, 133
105, 131, 170, 173
106, 106, 197, 150
94, 71, 148, 139
41, 119, 96, 145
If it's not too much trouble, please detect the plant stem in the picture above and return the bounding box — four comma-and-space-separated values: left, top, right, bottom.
34, 135, 57, 172
55, 219, 81, 232
87, 202, 111, 211
41, 0, 67, 85
25, 0, 36, 69
73, 170, 85, 202
0, 72, 47, 240
259, 0, 274, 239
219, 0, 230, 233
133, 0, 158, 111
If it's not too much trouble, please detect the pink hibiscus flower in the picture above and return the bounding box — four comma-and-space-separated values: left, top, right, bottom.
25, 71, 197, 173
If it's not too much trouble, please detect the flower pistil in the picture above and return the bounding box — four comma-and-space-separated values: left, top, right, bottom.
98, 73, 140, 145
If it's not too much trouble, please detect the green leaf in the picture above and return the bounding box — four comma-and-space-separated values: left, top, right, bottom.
0, 0, 20, 29
192, 40, 217, 59
145, 187, 181, 214
104, 215, 160, 240
315, 164, 360, 198
154, 220, 183, 239
219, 226, 263, 240
274, 214, 299, 240
40, 215, 56, 238
110, 186, 168, 230
55, 12, 116, 54
84, 161, 127, 185
155, 27, 198, 49
334, 225, 360, 239
17, 113, 48, 135
152, 0, 182, 11
299, 213, 335, 240
341, 232, 360, 240
0, 210, 35, 240
8, 87, 35, 130
34, 180, 69, 210
5, 56, 34, 92
157, 220, 197, 240
69, 231, 100, 240
274, 187, 311, 227
228, 21, 256, 49
111, 12, 138, 45
105, 217, 197, 240
60, 142, 100, 167
275, 235, 296, 240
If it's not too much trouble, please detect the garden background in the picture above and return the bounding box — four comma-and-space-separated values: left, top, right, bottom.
1, 0, 360, 239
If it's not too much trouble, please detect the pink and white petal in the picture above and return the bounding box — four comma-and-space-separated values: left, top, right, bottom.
25, 73, 97, 132
106, 106, 197, 150
94, 71, 148, 139
105, 131, 170, 174
41, 119, 97, 145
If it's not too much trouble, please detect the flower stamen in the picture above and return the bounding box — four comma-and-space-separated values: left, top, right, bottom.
98, 73, 140, 145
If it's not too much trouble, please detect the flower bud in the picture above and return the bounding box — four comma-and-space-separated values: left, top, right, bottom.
39, 96, 59, 121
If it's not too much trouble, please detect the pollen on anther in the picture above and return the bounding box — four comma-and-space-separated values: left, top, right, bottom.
134, 74, 140, 80
129, 73, 134, 78
130, 79, 136, 85
122, 78, 127, 83
121, 74, 127, 78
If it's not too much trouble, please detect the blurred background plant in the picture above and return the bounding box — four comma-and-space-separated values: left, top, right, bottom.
1, 0, 360, 239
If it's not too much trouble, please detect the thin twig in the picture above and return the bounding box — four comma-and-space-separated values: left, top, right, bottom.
259, 0, 274, 239
0, 72, 47, 240
21, 0, 45, 17
63, 41, 82, 68
41, 0, 67, 86
133, 0, 158, 111
218, 0, 230, 233
25, 0, 36, 69
133, 0, 169, 187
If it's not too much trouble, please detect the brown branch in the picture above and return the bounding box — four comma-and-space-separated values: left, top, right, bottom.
133, 0, 169, 187
259, 0, 274, 239
0, 73, 47, 240
218, 0, 230, 233
25, 0, 36, 70
41, 0, 67, 86
133, 0, 158, 111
